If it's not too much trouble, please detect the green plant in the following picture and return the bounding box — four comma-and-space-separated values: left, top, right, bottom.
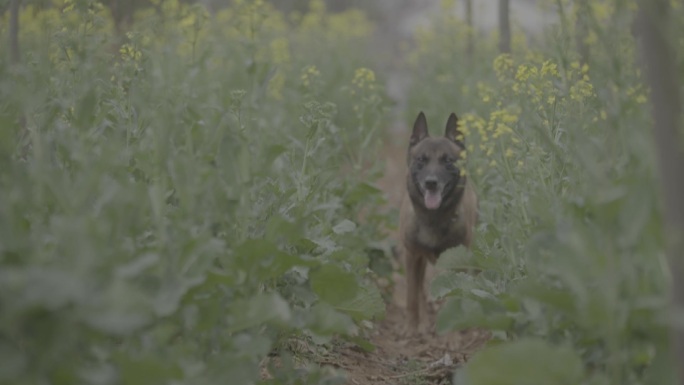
405, 1, 678, 384
0, 1, 390, 384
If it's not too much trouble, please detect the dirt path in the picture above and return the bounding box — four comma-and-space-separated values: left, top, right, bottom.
316, 2, 555, 380
319, 135, 489, 385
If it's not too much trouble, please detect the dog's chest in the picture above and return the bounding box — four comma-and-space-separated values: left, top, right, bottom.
413, 214, 466, 253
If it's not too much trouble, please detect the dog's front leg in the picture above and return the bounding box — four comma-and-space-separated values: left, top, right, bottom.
406, 249, 427, 333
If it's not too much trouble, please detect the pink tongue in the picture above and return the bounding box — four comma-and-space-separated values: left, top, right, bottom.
424, 190, 442, 209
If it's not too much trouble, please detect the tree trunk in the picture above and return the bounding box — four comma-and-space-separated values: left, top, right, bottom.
10, 0, 21, 65
637, 1, 684, 384
465, 0, 474, 62
498, 0, 511, 54
110, 0, 135, 36
575, 0, 590, 65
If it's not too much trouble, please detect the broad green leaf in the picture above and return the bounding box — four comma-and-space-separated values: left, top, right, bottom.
367, 247, 392, 277
309, 236, 339, 253
310, 264, 358, 306
343, 335, 376, 352
306, 302, 356, 335
226, 293, 291, 334
51, 364, 78, 385
334, 283, 384, 321
148, 183, 165, 223
435, 246, 476, 270
332, 219, 357, 234
514, 280, 576, 314
234, 239, 311, 280
465, 339, 584, 385
115, 253, 160, 279
430, 270, 478, 299
21, 268, 88, 310
195, 301, 223, 332
471, 288, 497, 300
265, 214, 303, 242
0, 342, 26, 381
113, 354, 183, 385
205, 356, 259, 385
264, 144, 288, 165
234, 239, 282, 261
436, 297, 512, 333
81, 281, 154, 336
153, 276, 204, 317
345, 182, 383, 206
232, 333, 273, 359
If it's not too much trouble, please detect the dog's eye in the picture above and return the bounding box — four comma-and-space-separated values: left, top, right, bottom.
416, 155, 428, 163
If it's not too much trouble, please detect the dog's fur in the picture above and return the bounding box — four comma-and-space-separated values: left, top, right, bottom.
399, 111, 478, 333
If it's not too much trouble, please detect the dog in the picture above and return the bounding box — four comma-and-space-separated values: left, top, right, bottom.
399, 111, 478, 333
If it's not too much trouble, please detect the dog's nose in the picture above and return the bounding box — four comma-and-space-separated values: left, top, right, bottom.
424, 177, 438, 191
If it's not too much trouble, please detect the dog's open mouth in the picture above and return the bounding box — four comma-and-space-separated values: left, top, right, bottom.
423, 189, 442, 209
424, 191, 441, 209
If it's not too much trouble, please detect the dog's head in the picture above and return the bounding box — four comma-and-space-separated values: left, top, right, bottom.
407, 112, 467, 211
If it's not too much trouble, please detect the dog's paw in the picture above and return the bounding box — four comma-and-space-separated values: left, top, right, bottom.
399, 322, 419, 339
417, 321, 431, 336
399, 321, 430, 340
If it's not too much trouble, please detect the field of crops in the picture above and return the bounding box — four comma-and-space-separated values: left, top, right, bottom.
1, 0, 683, 384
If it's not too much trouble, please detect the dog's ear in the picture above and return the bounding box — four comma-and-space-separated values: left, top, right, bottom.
410, 112, 429, 146
444, 113, 465, 149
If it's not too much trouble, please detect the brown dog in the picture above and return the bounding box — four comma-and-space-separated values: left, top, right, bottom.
399, 111, 478, 333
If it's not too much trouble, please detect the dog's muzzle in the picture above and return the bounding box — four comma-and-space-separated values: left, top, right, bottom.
422, 176, 442, 210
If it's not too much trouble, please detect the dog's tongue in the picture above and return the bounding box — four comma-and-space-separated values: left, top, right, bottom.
424, 190, 442, 209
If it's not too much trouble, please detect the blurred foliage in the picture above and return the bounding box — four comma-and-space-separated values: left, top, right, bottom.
405, 0, 681, 384
0, 0, 391, 384
3, 0, 684, 384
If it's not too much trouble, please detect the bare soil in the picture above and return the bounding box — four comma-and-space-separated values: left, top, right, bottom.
322, 135, 490, 385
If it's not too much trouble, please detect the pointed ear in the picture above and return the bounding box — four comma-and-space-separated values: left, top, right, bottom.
444, 113, 465, 149
410, 112, 429, 146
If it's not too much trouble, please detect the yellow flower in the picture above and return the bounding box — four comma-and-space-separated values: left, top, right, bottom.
270, 37, 291, 65
515, 64, 530, 82
120, 44, 142, 62
493, 123, 513, 139
569, 79, 595, 101
352, 67, 376, 90
301, 65, 321, 88
494, 54, 514, 81
540, 60, 559, 77
440, 0, 456, 10
268, 72, 285, 100
477, 82, 494, 103
584, 31, 598, 46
